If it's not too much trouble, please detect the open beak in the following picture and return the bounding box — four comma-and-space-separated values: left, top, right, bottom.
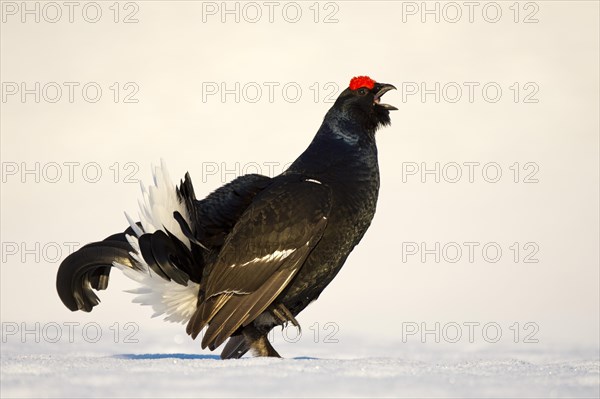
373, 83, 398, 110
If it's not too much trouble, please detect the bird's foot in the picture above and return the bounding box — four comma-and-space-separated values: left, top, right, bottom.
272, 304, 301, 332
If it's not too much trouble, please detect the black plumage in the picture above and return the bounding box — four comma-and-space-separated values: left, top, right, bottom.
56, 76, 396, 358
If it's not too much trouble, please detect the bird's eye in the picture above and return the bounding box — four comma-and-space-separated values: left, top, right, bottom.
357, 88, 368, 96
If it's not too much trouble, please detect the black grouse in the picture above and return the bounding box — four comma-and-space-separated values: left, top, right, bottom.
56, 76, 397, 358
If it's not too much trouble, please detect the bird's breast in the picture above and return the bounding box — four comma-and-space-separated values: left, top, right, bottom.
279, 164, 380, 315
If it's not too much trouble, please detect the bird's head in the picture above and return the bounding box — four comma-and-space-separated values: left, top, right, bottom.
329, 76, 397, 134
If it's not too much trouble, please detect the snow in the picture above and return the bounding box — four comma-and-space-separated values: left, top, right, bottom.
2, 330, 598, 398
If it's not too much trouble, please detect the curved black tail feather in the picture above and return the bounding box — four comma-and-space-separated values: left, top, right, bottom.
56, 228, 137, 312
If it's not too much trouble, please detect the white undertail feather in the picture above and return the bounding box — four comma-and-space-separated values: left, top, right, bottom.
133, 159, 191, 249
116, 253, 200, 324
113, 160, 200, 325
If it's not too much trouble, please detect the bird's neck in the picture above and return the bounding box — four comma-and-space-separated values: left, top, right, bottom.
285, 116, 379, 180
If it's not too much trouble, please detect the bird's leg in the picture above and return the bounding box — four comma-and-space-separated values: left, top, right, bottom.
250, 335, 281, 358
243, 325, 281, 358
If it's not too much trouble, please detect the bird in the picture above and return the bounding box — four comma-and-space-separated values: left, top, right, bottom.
56, 75, 397, 359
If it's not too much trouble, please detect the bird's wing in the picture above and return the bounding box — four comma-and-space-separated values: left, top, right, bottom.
185, 177, 332, 349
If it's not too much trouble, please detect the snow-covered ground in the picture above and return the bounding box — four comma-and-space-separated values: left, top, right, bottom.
2, 328, 598, 398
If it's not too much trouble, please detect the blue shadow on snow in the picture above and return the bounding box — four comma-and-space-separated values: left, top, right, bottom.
114, 353, 221, 360
114, 353, 321, 360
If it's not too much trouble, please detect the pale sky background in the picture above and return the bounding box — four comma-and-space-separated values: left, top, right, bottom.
1, 1, 598, 353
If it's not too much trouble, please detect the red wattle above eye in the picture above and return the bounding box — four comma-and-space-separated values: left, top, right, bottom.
349, 76, 376, 91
